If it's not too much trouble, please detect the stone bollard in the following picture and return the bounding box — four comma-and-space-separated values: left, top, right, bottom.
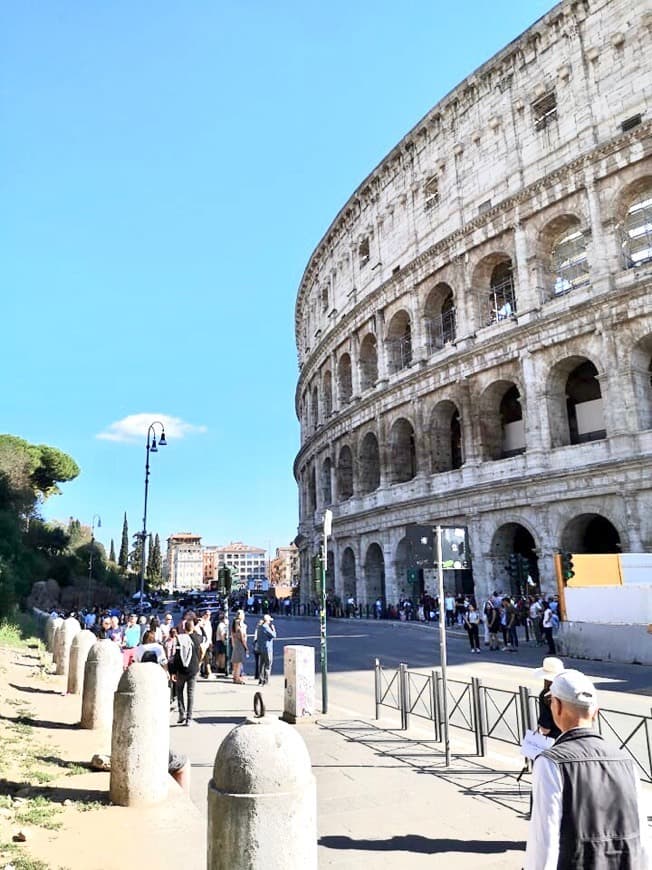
282, 645, 315, 724
81, 640, 123, 730
207, 717, 317, 870
45, 616, 60, 652
67, 630, 97, 695
52, 623, 65, 670
56, 617, 81, 679
109, 664, 169, 807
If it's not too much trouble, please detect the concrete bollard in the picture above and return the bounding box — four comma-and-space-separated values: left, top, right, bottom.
56, 616, 81, 678
45, 616, 61, 652
109, 663, 169, 807
207, 717, 317, 870
81, 640, 123, 730
282, 645, 315, 724
67, 630, 97, 695
52, 623, 65, 670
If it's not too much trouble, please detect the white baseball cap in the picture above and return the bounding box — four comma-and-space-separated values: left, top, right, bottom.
534, 657, 565, 680
548, 669, 598, 710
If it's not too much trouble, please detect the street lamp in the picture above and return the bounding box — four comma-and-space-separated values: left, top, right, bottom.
87, 514, 101, 608
137, 422, 167, 611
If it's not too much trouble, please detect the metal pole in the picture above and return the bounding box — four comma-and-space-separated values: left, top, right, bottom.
138, 430, 152, 612
321, 540, 328, 714
436, 525, 451, 767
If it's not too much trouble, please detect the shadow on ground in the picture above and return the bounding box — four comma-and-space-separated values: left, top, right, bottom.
319, 834, 526, 854
10, 682, 61, 695
0, 778, 108, 804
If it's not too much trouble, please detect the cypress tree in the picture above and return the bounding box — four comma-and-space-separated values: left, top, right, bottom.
152, 533, 162, 582
118, 513, 129, 570
109, 538, 116, 563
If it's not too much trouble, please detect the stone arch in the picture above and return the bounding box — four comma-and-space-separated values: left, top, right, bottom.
490, 521, 540, 596
479, 380, 525, 461
389, 417, 417, 483
336, 445, 354, 501
322, 370, 333, 418
631, 333, 652, 431
538, 213, 590, 297
547, 356, 605, 447
321, 457, 332, 505
307, 465, 317, 514
429, 399, 463, 472
614, 175, 652, 269
386, 310, 412, 373
364, 542, 386, 604
560, 513, 621, 553
424, 283, 456, 353
359, 431, 381, 494
338, 353, 353, 403
311, 385, 319, 431
359, 333, 378, 391
341, 547, 356, 598
471, 251, 515, 326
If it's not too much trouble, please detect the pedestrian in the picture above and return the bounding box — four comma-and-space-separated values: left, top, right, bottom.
533, 656, 564, 740
503, 596, 519, 651
255, 614, 276, 685
529, 596, 543, 645
172, 619, 202, 725
197, 611, 212, 678
213, 612, 227, 676
525, 669, 650, 869
463, 602, 481, 653
485, 601, 501, 651
444, 594, 455, 627
230, 612, 248, 685
542, 601, 557, 655
253, 618, 264, 681
134, 629, 167, 666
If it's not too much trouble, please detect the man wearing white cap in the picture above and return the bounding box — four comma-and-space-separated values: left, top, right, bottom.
525, 669, 650, 869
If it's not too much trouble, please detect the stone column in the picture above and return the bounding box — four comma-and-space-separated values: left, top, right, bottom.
207, 717, 317, 870
81, 640, 123, 731
67, 630, 97, 696
513, 221, 538, 314
584, 172, 609, 280
46, 616, 63, 654
56, 617, 81, 679
109, 664, 169, 807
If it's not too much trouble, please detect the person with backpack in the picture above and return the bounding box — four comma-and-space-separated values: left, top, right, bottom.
134, 629, 167, 666
173, 620, 202, 725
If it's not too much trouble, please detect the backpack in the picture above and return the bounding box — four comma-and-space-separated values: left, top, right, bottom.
141, 650, 159, 664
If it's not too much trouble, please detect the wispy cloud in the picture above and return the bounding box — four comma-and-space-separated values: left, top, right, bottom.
97, 413, 207, 443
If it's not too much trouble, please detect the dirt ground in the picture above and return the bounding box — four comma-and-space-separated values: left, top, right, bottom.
0, 638, 203, 870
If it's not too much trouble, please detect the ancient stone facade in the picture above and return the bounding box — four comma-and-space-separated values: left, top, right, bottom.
293, 0, 652, 604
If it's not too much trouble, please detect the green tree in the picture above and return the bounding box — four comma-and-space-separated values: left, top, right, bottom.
146, 532, 163, 587
129, 533, 144, 578
118, 513, 129, 570
109, 539, 116, 563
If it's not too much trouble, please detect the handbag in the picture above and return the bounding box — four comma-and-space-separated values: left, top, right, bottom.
521, 729, 555, 760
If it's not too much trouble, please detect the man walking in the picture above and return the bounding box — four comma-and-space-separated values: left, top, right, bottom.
525, 669, 650, 869
255, 614, 276, 685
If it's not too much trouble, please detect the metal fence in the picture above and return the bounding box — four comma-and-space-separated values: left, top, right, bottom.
373, 659, 652, 783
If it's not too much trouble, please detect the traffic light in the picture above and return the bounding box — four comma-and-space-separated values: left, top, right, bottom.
407, 568, 418, 586
313, 553, 323, 594
519, 555, 530, 577
508, 554, 520, 578
219, 565, 233, 593
561, 552, 575, 581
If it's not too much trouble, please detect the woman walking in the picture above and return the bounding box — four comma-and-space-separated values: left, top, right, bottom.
463, 603, 481, 653
230, 612, 248, 684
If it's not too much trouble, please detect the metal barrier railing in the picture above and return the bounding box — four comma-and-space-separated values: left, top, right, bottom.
372, 659, 652, 782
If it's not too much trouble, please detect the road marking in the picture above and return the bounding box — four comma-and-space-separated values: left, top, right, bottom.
279, 634, 369, 641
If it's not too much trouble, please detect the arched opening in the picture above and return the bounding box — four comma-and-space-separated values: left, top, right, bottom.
337, 445, 354, 501
561, 514, 621, 554
359, 333, 378, 391
325, 548, 335, 592
311, 386, 319, 431
322, 371, 333, 418
341, 547, 356, 599
338, 353, 353, 403
359, 431, 381, 494
424, 284, 456, 353
631, 334, 652, 430
551, 224, 589, 296
386, 311, 412, 373
389, 418, 417, 483
364, 543, 386, 604
491, 522, 540, 597
489, 260, 516, 323
430, 400, 463, 472
566, 360, 605, 444
618, 178, 652, 269
321, 458, 332, 506
308, 466, 317, 514
480, 381, 525, 461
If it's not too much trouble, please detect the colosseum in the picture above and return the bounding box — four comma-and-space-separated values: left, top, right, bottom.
293, 0, 652, 607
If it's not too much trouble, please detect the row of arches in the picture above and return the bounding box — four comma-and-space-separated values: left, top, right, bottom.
302, 343, 652, 513
302, 179, 652, 432
320, 512, 623, 604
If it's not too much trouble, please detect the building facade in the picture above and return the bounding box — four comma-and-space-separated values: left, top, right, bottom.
167, 533, 203, 591
271, 544, 300, 586
215, 542, 267, 588
293, 0, 652, 605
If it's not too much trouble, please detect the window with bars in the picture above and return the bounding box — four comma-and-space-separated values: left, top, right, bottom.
553, 230, 589, 295
388, 332, 413, 372
532, 92, 557, 131
424, 176, 439, 212
488, 263, 516, 323
621, 192, 652, 269
426, 299, 456, 353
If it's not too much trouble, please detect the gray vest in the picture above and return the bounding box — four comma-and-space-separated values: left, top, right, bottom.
542, 727, 645, 869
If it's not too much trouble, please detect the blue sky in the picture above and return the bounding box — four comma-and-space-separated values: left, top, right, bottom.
2, 0, 551, 559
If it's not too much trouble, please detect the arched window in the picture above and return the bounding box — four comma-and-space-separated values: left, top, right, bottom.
389, 418, 417, 483
311, 386, 319, 431
552, 228, 589, 295
430, 401, 463, 472
424, 284, 456, 353
620, 182, 652, 269
500, 386, 525, 457
489, 261, 516, 323
359, 432, 381, 493
321, 458, 332, 505
323, 371, 333, 418
386, 311, 412, 373
480, 380, 524, 461
424, 176, 439, 212
308, 466, 317, 514
566, 361, 605, 444
359, 334, 378, 391
337, 446, 354, 501
337, 353, 353, 403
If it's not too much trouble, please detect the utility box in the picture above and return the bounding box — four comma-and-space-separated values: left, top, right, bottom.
282, 645, 315, 724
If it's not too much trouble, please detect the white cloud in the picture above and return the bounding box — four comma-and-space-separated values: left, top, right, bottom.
97, 413, 207, 443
